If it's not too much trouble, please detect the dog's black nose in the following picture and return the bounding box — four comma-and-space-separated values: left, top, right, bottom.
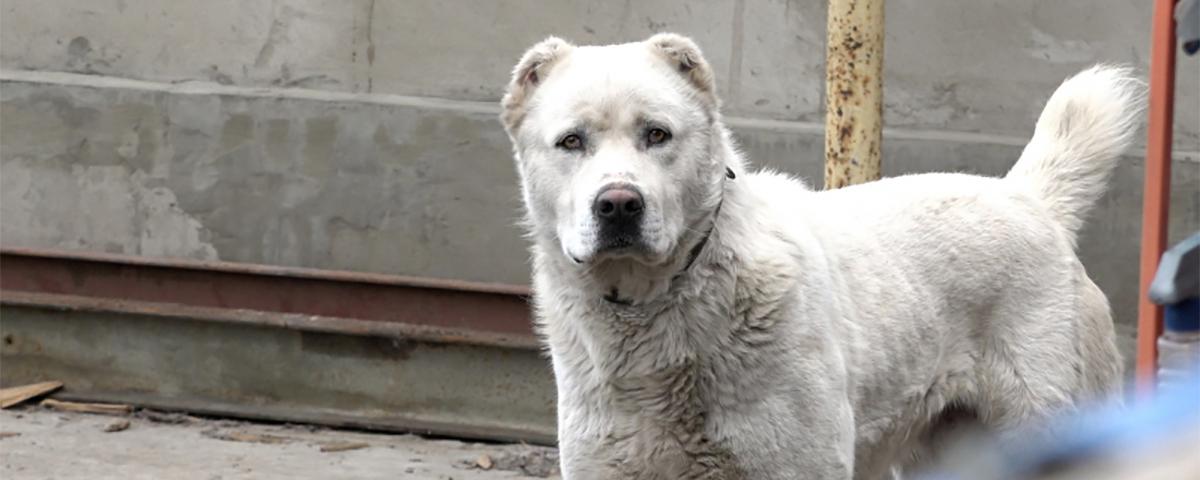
593, 187, 644, 222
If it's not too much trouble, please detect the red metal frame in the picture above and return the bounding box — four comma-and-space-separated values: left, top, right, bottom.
1135, 0, 1178, 400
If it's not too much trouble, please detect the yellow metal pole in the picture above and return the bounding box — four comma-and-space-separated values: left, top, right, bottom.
824, 0, 885, 189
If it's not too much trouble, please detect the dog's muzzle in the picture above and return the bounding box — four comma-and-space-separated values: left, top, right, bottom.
592, 184, 644, 252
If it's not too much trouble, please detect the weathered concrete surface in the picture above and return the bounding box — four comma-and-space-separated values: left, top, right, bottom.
2, 72, 1197, 361
0, 0, 377, 91
2, 0, 1195, 147
0, 407, 561, 479
0, 299, 557, 442
0, 73, 527, 282
884, 0, 1197, 146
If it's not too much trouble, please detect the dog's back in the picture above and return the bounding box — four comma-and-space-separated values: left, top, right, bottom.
771, 65, 1140, 476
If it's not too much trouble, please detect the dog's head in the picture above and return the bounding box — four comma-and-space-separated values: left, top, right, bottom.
502, 34, 727, 268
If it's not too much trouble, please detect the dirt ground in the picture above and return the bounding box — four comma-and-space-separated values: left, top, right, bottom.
0, 406, 561, 479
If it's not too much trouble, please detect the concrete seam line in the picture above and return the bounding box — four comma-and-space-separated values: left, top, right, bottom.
2, 69, 1197, 163
0, 69, 500, 115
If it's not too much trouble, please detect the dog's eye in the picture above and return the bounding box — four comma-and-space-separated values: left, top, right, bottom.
646, 128, 671, 146
557, 134, 584, 151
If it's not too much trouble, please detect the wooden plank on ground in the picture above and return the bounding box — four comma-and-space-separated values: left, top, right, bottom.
40, 398, 131, 415
0, 381, 62, 408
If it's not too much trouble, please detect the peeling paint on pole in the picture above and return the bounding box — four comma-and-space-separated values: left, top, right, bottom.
824, 0, 885, 189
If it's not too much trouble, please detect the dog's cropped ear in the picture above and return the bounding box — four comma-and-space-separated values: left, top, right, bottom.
501, 37, 574, 133
647, 33, 718, 108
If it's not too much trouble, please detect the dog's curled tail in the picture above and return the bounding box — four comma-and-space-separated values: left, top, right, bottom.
1007, 65, 1145, 239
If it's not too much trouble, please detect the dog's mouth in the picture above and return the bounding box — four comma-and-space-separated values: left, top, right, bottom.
561, 212, 672, 266
593, 237, 650, 259
598, 235, 638, 251
566, 234, 657, 266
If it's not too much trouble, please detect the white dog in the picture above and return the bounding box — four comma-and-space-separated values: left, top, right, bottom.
500, 34, 1137, 479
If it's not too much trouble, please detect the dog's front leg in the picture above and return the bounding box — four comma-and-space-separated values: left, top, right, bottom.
716, 386, 856, 479
796, 398, 856, 480
788, 397, 856, 479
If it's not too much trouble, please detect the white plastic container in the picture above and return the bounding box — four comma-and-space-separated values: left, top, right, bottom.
1149, 233, 1200, 393
1157, 322, 1200, 393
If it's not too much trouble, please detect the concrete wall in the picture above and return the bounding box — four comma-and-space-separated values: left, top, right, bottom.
2, 1, 1198, 366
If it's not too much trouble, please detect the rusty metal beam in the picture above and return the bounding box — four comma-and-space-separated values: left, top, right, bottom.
1, 291, 539, 350
824, 0, 885, 189
0, 247, 536, 340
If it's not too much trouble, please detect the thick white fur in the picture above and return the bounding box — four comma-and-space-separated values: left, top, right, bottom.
502, 34, 1139, 480
1007, 65, 1144, 237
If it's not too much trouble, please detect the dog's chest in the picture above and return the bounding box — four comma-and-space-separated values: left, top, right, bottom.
557, 304, 771, 479
583, 363, 749, 480
542, 254, 800, 479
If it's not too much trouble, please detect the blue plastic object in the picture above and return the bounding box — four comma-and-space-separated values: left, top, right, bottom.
1148, 231, 1200, 307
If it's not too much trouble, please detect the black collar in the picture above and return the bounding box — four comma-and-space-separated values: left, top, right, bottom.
603, 166, 735, 306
